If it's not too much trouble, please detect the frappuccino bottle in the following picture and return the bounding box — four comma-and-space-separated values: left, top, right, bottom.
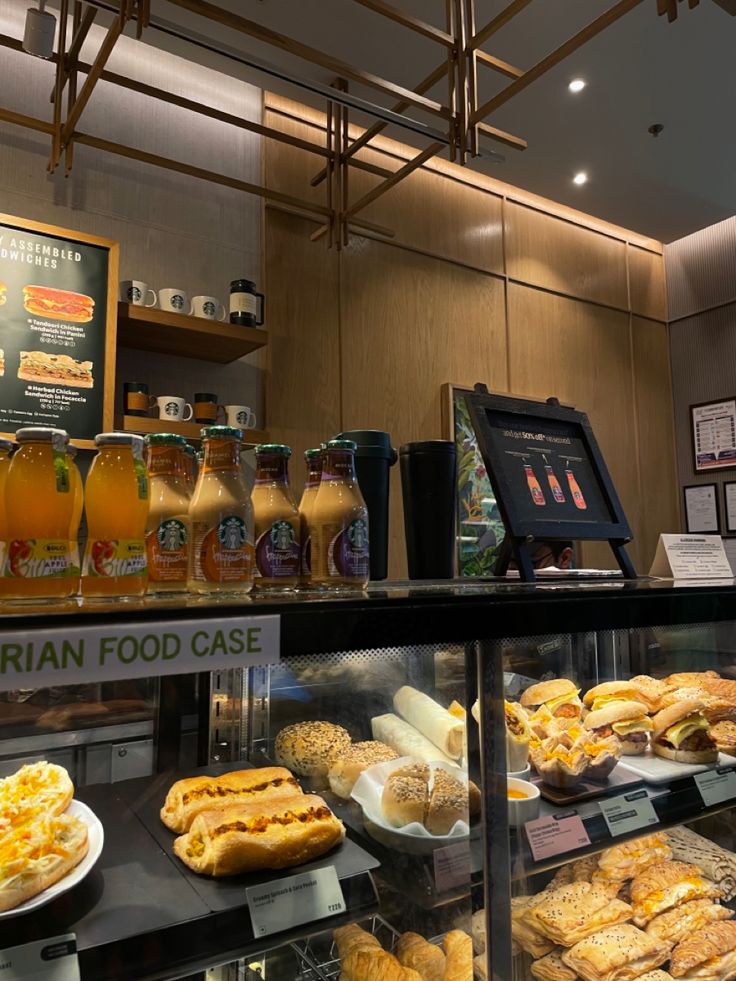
188, 426, 254, 595
298, 448, 322, 583
252, 444, 300, 590
145, 434, 191, 594
310, 439, 369, 589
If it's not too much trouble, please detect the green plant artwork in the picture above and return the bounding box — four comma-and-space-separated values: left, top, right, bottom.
454, 390, 506, 577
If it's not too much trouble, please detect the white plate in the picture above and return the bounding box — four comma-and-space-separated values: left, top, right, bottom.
620, 750, 736, 785
351, 756, 470, 855
0, 799, 104, 919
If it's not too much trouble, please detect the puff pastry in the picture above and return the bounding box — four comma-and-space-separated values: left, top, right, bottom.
634, 973, 674, 981
645, 899, 733, 946
511, 895, 557, 958
630, 861, 722, 927
395, 932, 445, 981
173, 794, 344, 876
594, 834, 673, 886
527, 881, 633, 946
669, 920, 736, 979
442, 930, 473, 981
561, 923, 671, 981
531, 949, 578, 981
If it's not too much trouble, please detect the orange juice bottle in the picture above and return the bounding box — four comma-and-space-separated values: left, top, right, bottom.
188, 426, 254, 595
4, 428, 76, 599
0, 438, 14, 589
524, 464, 546, 506
566, 468, 588, 510
81, 433, 149, 598
67, 444, 83, 589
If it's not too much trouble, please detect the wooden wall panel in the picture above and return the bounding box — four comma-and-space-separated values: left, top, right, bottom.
632, 316, 680, 567
629, 246, 667, 322
505, 202, 629, 311
507, 283, 641, 570
341, 238, 508, 578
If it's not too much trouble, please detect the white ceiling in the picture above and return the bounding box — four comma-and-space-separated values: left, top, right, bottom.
29, 0, 736, 241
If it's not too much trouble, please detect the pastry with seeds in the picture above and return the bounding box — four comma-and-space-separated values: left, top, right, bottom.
274, 721, 351, 778
526, 881, 633, 946
561, 923, 671, 981
327, 740, 398, 799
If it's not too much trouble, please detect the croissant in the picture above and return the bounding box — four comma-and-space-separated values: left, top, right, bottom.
334, 923, 382, 961
443, 930, 473, 981
395, 932, 445, 981
340, 947, 422, 980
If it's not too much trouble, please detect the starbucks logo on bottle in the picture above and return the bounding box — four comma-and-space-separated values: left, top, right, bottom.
164, 401, 179, 416
171, 293, 185, 310
157, 519, 187, 552
203, 301, 216, 317
270, 520, 295, 552
218, 515, 246, 550
348, 518, 368, 551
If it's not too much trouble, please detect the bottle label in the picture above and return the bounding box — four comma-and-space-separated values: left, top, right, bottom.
84, 540, 147, 578
134, 459, 149, 500
53, 450, 70, 494
148, 448, 181, 477
4, 539, 70, 579
191, 515, 254, 582
230, 292, 257, 316
146, 518, 189, 581
327, 518, 369, 579
205, 443, 240, 471
255, 519, 300, 578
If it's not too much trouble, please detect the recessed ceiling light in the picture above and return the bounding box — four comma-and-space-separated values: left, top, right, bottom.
568, 78, 586, 93
573, 171, 588, 186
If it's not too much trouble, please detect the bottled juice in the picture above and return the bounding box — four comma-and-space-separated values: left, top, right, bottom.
524, 464, 546, 506
188, 426, 254, 595
566, 468, 588, 510
310, 439, 369, 589
252, 444, 300, 590
544, 464, 565, 504
67, 444, 83, 587
145, 434, 191, 594
298, 448, 322, 584
81, 433, 149, 598
4, 428, 76, 599
0, 438, 14, 589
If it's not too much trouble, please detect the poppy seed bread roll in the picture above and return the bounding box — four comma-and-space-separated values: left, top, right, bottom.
274, 721, 351, 777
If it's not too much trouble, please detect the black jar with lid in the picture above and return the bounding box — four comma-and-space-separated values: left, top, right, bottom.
229, 279, 265, 327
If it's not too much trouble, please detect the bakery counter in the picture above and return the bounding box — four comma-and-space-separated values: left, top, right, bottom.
0, 773, 379, 981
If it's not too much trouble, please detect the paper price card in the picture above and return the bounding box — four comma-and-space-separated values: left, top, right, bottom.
524, 812, 590, 862
246, 866, 346, 938
599, 790, 658, 837
694, 766, 736, 807
0, 935, 80, 981
433, 840, 472, 892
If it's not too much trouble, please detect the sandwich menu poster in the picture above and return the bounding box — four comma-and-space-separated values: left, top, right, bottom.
0, 213, 118, 444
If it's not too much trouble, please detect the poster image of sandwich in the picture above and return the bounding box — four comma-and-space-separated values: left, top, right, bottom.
0, 215, 113, 440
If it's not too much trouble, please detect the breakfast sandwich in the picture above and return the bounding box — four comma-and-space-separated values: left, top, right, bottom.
594, 833, 673, 887
521, 679, 582, 720
583, 681, 649, 712
645, 898, 734, 946
561, 923, 671, 981
584, 700, 654, 756
18, 351, 93, 389
22, 285, 94, 323
669, 920, 736, 979
630, 861, 722, 927
651, 700, 718, 764
526, 881, 633, 946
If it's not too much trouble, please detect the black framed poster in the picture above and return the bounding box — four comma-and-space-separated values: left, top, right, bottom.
684, 483, 720, 534
0, 213, 118, 447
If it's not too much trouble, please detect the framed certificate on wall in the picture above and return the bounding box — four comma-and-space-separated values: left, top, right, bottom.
0, 213, 118, 447
691, 398, 736, 473
724, 482, 736, 535
684, 483, 720, 534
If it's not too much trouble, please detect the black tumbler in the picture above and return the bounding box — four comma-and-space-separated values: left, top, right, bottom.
400, 440, 457, 579
337, 429, 397, 581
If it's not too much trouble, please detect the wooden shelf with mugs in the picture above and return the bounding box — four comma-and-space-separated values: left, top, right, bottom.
116, 303, 267, 364
116, 415, 269, 447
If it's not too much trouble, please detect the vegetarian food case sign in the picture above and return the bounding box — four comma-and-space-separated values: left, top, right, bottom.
0, 214, 117, 442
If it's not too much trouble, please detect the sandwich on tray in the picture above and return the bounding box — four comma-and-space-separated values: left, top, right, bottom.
584, 700, 653, 756
521, 679, 582, 720
651, 699, 718, 764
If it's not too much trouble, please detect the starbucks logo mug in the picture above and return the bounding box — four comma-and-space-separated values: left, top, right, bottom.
190, 295, 226, 321
221, 404, 256, 429
158, 288, 188, 313
121, 280, 156, 307
152, 396, 193, 421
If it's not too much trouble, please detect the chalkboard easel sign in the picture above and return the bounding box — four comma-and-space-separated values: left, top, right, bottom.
465, 385, 636, 581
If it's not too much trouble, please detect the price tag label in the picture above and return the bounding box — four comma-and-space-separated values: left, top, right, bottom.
599, 789, 658, 837
0, 935, 80, 981
524, 812, 590, 862
694, 766, 736, 807
433, 841, 471, 892
246, 866, 346, 938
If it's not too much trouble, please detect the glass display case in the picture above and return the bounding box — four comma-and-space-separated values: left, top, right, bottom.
1, 581, 736, 981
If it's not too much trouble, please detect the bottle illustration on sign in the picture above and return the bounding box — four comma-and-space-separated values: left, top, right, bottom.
543, 456, 566, 504
565, 465, 588, 510
524, 464, 546, 506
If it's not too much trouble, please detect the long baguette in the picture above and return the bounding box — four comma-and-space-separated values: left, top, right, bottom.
0, 813, 88, 912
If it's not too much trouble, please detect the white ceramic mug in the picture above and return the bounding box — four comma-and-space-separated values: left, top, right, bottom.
152, 396, 193, 422
221, 404, 256, 429
190, 295, 226, 321
121, 280, 156, 307
158, 288, 188, 314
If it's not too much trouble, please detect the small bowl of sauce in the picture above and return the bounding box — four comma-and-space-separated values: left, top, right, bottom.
507, 776, 540, 826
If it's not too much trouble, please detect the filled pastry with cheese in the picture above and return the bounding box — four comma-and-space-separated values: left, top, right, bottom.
630, 861, 722, 927
584, 701, 653, 756
511, 895, 557, 958
526, 881, 633, 946
530, 733, 589, 789
505, 700, 532, 771
669, 920, 736, 979
0, 761, 74, 826
664, 671, 720, 688
594, 833, 672, 886
531, 949, 578, 981
651, 700, 718, 764
645, 898, 733, 946
583, 681, 650, 713
578, 730, 622, 781
561, 923, 671, 981
628, 676, 671, 713
521, 680, 582, 720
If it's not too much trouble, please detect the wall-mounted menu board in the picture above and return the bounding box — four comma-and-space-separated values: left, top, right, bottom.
0, 213, 118, 447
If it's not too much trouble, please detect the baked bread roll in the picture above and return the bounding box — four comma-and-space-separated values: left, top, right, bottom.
327, 742, 398, 799
274, 721, 351, 777
530, 949, 578, 981
372, 714, 455, 764
527, 881, 633, 946
561, 923, 670, 981
666, 826, 736, 901
160, 767, 301, 832
173, 794, 344, 876
645, 898, 733, 946
395, 932, 445, 980
593, 833, 672, 886
669, 920, 736, 978
425, 768, 467, 835
630, 861, 722, 927
442, 930, 473, 981
382, 765, 429, 827
393, 687, 465, 759
468, 780, 482, 818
